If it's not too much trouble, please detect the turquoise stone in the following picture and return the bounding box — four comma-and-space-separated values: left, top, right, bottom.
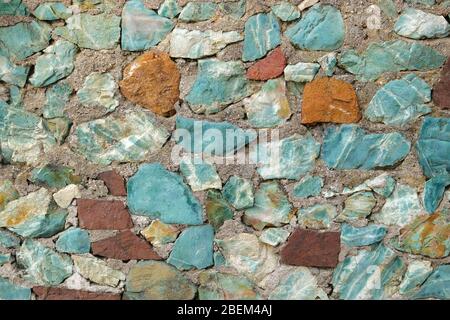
0, 253, 10, 266
243, 182, 294, 230
54, 13, 121, 50
158, 0, 181, 18
30, 165, 80, 189
259, 228, 290, 247
365, 74, 431, 126
29, 207, 68, 238
339, 40, 446, 81
0, 0, 29, 16
394, 8, 450, 39
332, 244, 405, 300
272, 2, 300, 21
77, 72, 118, 112
127, 163, 203, 225
284, 62, 320, 82
342, 173, 396, 198
0, 54, 30, 87
0, 277, 30, 300
298, 203, 337, 229
174, 116, 256, 156
205, 190, 233, 230
222, 176, 254, 210
341, 224, 387, 247
0, 228, 20, 248
186, 59, 250, 114
43, 81, 72, 119
29, 40, 78, 87
55, 227, 90, 254
167, 224, 214, 270
378, 0, 397, 18
286, 4, 344, 51
414, 265, 450, 300
406, 0, 435, 5
338, 192, 377, 222
218, 0, 246, 19
0, 179, 19, 211
242, 13, 281, 62
17, 239, 72, 285
213, 251, 227, 267
0, 21, 51, 60
293, 175, 323, 198
121, 0, 174, 51
321, 124, 411, 170
399, 260, 433, 295
8, 85, 22, 107
179, 2, 217, 22
318, 52, 337, 77
416, 117, 450, 178
179, 155, 221, 192
72, 110, 169, 165
33, 2, 72, 20
198, 270, 260, 300
423, 174, 450, 213
252, 133, 320, 180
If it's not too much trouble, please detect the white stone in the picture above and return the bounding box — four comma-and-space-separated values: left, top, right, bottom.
53, 184, 80, 208
73, 255, 126, 288
298, 0, 319, 11
284, 62, 320, 82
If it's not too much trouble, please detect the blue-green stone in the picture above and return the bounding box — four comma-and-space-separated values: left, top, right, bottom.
179, 2, 217, 22
339, 40, 446, 81
205, 190, 233, 230
218, 0, 246, 19
272, 2, 300, 21
365, 74, 431, 126
423, 174, 450, 213
167, 224, 214, 270
213, 251, 227, 267
121, 0, 174, 51
30, 165, 80, 189
0, 228, 20, 248
0, 54, 30, 87
286, 4, 344, 51
394, 8, 450, 39
56, 227, 90, 254
318, 52, 337, 77
77, 72, 118, 112
198, 270, 260, 300
186, 59, 250, 114
222, 176, 254, 210
0, 277, 30, 300
298, 203, 337, 229
405, 0, 436, 6
242, 13, 281, 62
259, 228, 290, 247
158, 0, 181, 18
0, 0, 29, 16
0, 253, 10, 266
30, 206, 68, 238
0, 179, 19, 211
33, 2, 72, 20
377, 0, 397, 18
43, 81, 72, 119
416, 117, 450, 178
414, 265, 450, 299
339, 192, 377, 221
321, 124, 411, 170
127, 163, 203, 225
293, 175, 323, 198
180, 156, 221, 192
284, 62, 320, 82
399, 261, 433, 295
342, 173, 396, 198
341, 224, 387, 247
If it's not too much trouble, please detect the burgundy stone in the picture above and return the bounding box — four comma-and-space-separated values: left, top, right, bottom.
280, 228, 340, 268
91, 230, 162, 260
33, 287, 121, 300
98, 170, 126, 196
246, 47, 286, 81
433, 57, 450, 109
77, 199, 133, 230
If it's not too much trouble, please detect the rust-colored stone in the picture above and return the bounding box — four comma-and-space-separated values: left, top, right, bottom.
433, 57, 450, 109
119, 50, 180, 116
91, 230, 162, 260
33, 287, 121, 300
98, 170, 126, 196
301, 77, 361, 124
77, 199, 133, 230
280, 228, 340, 268
246, 47, 286, 81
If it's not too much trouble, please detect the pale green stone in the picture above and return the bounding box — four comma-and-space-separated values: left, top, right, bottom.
342, 173, 396, 198
341, 224, 387, 247
205, 190, 233, 230
158, 0, 181, 18
244, 78, 291, 128
338, 192, 377, 222
72, 0, 117, 12
413, 265, 450, 300
46, 116, 72, 144
33, 2, 72, 20
0, 54, 30, 87
318, 52, 337, 76
399, 260, 433, 295
180, 155, 221, 192
56, 228, 90, 254
54, 13, 121, 50
405, 0, 436, 7
0, 253, 10, 265
259, 228, 290, 247
72, 110, 169, 165
222, 176, 254, 210
73, 255, 125, 287
292, 175, 323, 198
0, 228, 20, 248
298, 203, 337, 229
30, 165, 80, 189
77, 72, 118, 112
179, 2, 217, 22
43, 82, 72, 119
0, 0, 29, 16
394, 8, 450, 39
29, 40, 77, 87
284, 62, 320, 82
272, 2, 300, 21
377, 0, 397, 18
0, 277, 30, 300
218, 0, 246, 19
0, 179, 19, 211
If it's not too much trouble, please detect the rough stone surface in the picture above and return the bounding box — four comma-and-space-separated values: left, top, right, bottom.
246, 47, 286, 81
433, 58, 450, 109
33, 287, 121, 300
97, 171, 126, 196
77, 199, 133, 230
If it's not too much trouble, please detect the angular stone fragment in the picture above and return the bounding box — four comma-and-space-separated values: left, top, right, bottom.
54, 13, 120, 50
399, 260, 433, 295
0, 0, 29, 16
0, 228, 20, 248
205, 190, 233, 230
284, 62, 320, 82
341, 224, 387, 247
119, 51, 180, 116
77, 72, 118, 112
127, 163, 203, 225
30, 165, 80, 189
272, 2, 300, 21
292, 175, 323, 198
97, 171, 126, 196
318, 52, 337, 76
339, 40, 446, 81
286, 4, 344, 51
121, 0, 174, 51
77, 199, 133, 230
141, 220, 179, 246
338, 192, 377, 222
46, 116, 71, 144
423, 175, 450, 213
180, 155, 221, 192
342, 173, 396, 198
259, 228, 290, 247
125, 261, 196, 300
0, 277, 30, 300
53, 184, 80, 208
0, 179, 19, 211
158, 0, 181, 18
179, 2, 217, 22
0, 253, 10, 266
301, 77, 360, 124
413, 265, 450, 300
0, 54, 30, 87
321, 125, 411, 169
246, 47, 286, 81
186, 59, 250, 114
198, 270, 260, 300
222, 176, 254, 210
33, 2, 72, 20
72, 110, 169, 165
33, 287, 121, 300
91, 230, 161, 260
433, 57, 450, 109
43, 82, 72, 119
218, 0, 246, 19
394, 8, 450, 39
170, 28, 242, 59
298, 0, 319, 11
73, 255, 125, 287
56, 228, 90, 254
298, 203, 338, 229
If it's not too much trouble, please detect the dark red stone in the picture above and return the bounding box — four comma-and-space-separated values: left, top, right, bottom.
33, 287, 121, 300
77, 199, 133, 230
246, 47, 286, 81
433, 57, 450, 109
98, 170, 126, 196
280, 228, 340, 268
91, 230, 162, 261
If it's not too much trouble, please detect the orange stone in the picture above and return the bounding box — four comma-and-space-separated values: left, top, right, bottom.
119, 50, 180, 117
301, 77, 361, 124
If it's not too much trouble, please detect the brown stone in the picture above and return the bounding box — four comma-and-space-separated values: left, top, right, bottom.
33, 287, 121, 300
98, 170, 126, 196
119, 50, 180, 116
91, 230, 162, 260
77, 199, 133, 230
301, 77, 361, 124
280, 228, 340, 268
246, 47, 286, 81
433, 57, 450, 109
